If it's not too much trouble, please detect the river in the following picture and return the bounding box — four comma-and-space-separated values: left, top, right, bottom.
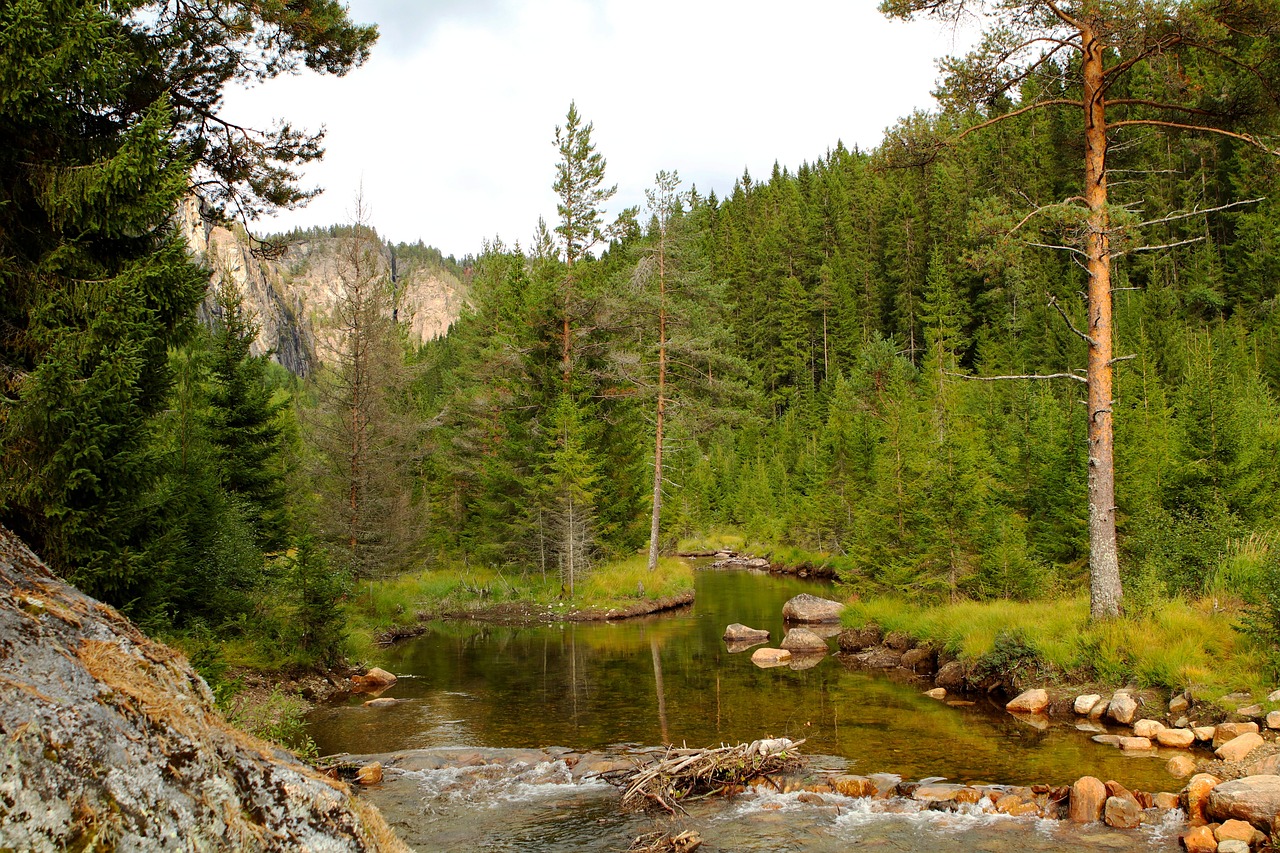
310, 566, 1192, 851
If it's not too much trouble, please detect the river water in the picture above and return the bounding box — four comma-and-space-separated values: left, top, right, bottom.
311, 567, 1192, 851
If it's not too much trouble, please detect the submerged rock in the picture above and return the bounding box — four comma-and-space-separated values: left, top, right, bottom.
751, 648, 792, 667
780, 627, 828, 653
781, 593, 846, 623
0, 527, 405, 852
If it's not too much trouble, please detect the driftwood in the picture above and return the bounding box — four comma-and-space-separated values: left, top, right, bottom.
628, 829, 703, 852
603, 739, 805, 813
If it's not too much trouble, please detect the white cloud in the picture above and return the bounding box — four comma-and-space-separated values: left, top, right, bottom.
221, 1, 973, 257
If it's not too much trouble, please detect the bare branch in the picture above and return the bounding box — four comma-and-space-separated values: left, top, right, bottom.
1049, 295, 1098, 347
1109, 355, 1138, 366
1106, 98, 1214, 117
1109, 120, 1280, 155
953, 99, 1084, 143
1122, 197, 1266, 230
1026, 240, 1089, 258
1007, 196, 1086, 234
945, 370, 1087, 385
1112, 236, 1205, 258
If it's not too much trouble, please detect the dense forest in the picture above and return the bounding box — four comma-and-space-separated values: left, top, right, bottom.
4, 0, 1280, 672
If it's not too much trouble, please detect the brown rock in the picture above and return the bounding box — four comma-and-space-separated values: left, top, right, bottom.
1267, 711, 1280, 731
1157, 728, 1196, 749
797, 792, 827, 805
1243, 752, 1280, 776
1104, 794, 1143, 829
1215, 819, 1260, 845
1168, 754, 1197, 778
913, 783, 968, 803
1206, 775, 1280, 833
901, 647, 936, 673
1075, 694, 1103, 715
355, 762, 383, 785
1180, 825, 1217, 853
1170, 694, 1191, 715
1238, 704, 1264, 719
780, 627, 829, 653
1185, 773, 1222, 826
935, 660, 966, 692
883, 630, 916, 651
362, 697, 401, 709
1070, 776, 1107, 823
924, 687, 946, 700
856, 646, 903, 669
1119, 736, 1154, 751
723, 623, 770, 645
1108, 692, 1139, 725
781, 593, 845, 623
1216, 733, 1265, 763
1105, 780, 1132, 799
1006, 688, 1051, 714
832, 775, 876, 798
751, 647, 792, 667
1155, 792, 1180, 811
837, 623, 883, 652
1194, 726, 1217, 742
1134, 719, 1166, 738
355, 666, 396, 688
1093, 734, 1123, 746
1214, 723, 1260, 748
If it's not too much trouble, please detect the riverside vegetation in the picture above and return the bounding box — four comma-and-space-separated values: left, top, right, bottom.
7, 0, 1280, 789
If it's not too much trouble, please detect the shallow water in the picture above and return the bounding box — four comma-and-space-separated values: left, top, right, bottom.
313, 568, 1195, 851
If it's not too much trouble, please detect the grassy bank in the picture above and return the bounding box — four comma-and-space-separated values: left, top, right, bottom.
844, 595, 1270, 701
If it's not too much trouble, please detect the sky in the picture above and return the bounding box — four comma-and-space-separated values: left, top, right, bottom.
222, 1, 974, 259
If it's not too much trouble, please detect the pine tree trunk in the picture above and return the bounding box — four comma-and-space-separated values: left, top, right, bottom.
1082, 22, 1123, 619
647, 240, 667, 573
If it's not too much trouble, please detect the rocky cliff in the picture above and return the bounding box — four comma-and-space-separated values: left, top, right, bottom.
181, 199, 467, 377
0, 527, 408, 852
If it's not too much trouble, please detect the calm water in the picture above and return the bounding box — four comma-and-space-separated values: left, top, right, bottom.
313, 568, 1192, 851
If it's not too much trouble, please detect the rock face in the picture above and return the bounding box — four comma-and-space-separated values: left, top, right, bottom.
780, 628, 828, 653
180, 198, 466, 378
1207, 776, 1280, 832
723, 623, 770, 645
781, 594, 846, 623
0, 527, 406, 852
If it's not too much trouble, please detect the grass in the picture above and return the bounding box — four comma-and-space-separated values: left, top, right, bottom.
844, 594, 1269, 700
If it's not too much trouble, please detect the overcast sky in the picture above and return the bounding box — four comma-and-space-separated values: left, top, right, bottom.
222, 1, 972, 259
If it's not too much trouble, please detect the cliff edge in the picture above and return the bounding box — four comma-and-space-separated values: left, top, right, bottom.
0, 527, 407, 852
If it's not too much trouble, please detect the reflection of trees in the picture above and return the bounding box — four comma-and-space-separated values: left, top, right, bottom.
650, 633, 668, 744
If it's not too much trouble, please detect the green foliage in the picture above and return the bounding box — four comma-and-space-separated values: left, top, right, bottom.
1240, 549, 1280, 681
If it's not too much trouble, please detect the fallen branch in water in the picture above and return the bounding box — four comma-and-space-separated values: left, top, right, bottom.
603, 738, 805, 813
628, 829, 703, 852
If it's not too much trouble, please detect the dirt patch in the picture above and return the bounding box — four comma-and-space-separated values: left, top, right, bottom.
568, 590, 695, 622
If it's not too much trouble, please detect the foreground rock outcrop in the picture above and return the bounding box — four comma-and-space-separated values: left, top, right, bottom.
0, 527, 406, 852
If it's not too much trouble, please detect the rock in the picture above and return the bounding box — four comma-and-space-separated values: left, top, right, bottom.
1217, 841, 1250, 853
751, 647, 792, 667
363, 697, 402, 709
1238, 704, 1264, 718
780, 627, 829, 653
788, 652, 825, 671
1093, 734, 1123, 746
1076, 721, 1105, 733
1180, 825, 1217, 853
1075, 694, 1103, 715
1006, 688, 1051, 714
781, 593, 846, 623
855, 647, 903, 669
901, 647, 936, 672
1134, 719, 1166, 738
723, 623, 770, 645
1214, 723, 1259, 747
1195, 726, 1217, 743
1269, 689, 1280, 703
1119, 736, 1154, 751
832, 775, 877, 798
797, 792, 827, 805
1207, 776, 1280, 833
1186, 773, 1222, 826
0, 527, 407, 852
883, 630, 916, 651
1215, 819, 1260, 845
1216, 733, 1265, 763
1267, 711, 1280, 730
924, 688, 947, 700
1168, 755, 1197, 778
1108, 692, 1140, 725
1157, 728, 1196, 749
935, 661, 966, 692
1243, 753, 1280, 776
1155, 792, 1181, 811
913, 783, 971, 803
1170, 694, 1191, 715
1070, 776, 1107, 823
837, 623, 883, 652
353, 667, 397, 689
355, 762, 383, 785
1174, 716, 1191, 729
1089, 699, 1109, 720
1104, 794, 1143, 829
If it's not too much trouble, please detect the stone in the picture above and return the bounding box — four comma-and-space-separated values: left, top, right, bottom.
1207, 776, 1280, 833
1215, 819, 1260, 845
1214, 723, 1260, 747
1195, 726, 1217, 743
837, 623, 883, 652
780, 627, 829, 653
1174, 716, 1191, 729
856, 646, 903, 669
1134, 719, 1166, 738
1070, 776, 1107, 823
1170, 694, 1191, 715
924, 688, 946, 700
362, 697, 402, 709
1267, 711, 1280, 730
751, 647, 792, 667
1243, 753, 1280, 776
901, 647, 936, 673
1186, 773, 1223, 826
1238, 704, 1264, 719
1217, 841, 1250, 853
832, 775, 877, 798
883, 630, 916, 651
1006, 688, 1051, 714
355, 762, 383, 785
1157, 728, 1197, 749
1104, 794, 1143, 829
788, 652, 825, 671
1108, 692, 1140, 724
1093, 734, 1123, 746
1269, 689, 1280, 703
1075, 694, 1103, 715
1119, 736, 1154, 751
1105, 780, 1133, 799
723, 623, 770, 645
1089, 699, 1109, 720
935, 660, 966, 692
1216, 733, 1265, 763
1180, 826, 1217, 853
913, 783, 970, 803
352, 666, 397, 689
1077, 721, 1105, 733
1155, 792, 1181, 811
781, 593, 846, 623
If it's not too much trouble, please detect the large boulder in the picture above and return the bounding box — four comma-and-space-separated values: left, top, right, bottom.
0, 527, 406, 853
1155, 728, 1195, 749
723, 623, 770, 645
781, 593, 846, 623
1185, 773, 1222, 826
1207, 776, 1280, 832
1069, 776, 1107, 823
1214, 722, 1260, 748
934, 660, 966, 692
780, 627, 829, 653
1104, 793, 1142, 829
1107, 692, 1139, 725
1216, 733, 1265, 763
1006, 688, 1050, 714
900, 647, 936, 673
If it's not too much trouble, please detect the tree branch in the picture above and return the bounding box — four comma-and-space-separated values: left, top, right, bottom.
945, 370, 1087, 385
1122, 197, 1266, 230
1109, 120, 1280, 155
954, 99, 1084, 143
1007, 197, 1085, 234
1112, 236, 1206, 258
1026, 240, 1089, 258
1049, 295, 1098, 347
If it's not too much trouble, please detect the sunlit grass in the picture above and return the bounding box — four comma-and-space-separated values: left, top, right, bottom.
676, 532, 746, 553
844, 594, 1265, 696
576, 555, 694, 608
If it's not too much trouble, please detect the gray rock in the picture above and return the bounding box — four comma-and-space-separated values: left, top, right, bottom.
935, 661, 966, 692
837, 623, 883, 652
780, 627, 829, 653
723, 623, 770, 644
1217, 841, 1250, 853
781, 593, 846, 623
1206, 776, 1280, 832
855, 647, 903, 669
1108, 692, 1139, 724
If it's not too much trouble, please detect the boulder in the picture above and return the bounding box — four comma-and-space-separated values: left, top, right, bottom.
1006, 688, 1051, 714
1108, 692, 1140, 724
751, 647, 792, 667
1167, 755, 1197, 778
1180, 826, 1217, 853
1217, 841, 1250, 853
1170, 694, 1191, 715
352, 667, 397, 689
363, 697, 402, 709
1093, 734, 1123, 746
1155, 792, 1181, 811
781, 593, 846, 623
837, 623, 883, 652
883, 630, 916, 651
1244, 752, 1280, 776
1215, 819, 1262, 846
1267, 711, 1280, 730
1216, 733, 1265, 763
1157, 728, 1196, 749
1194, 726, 1217, 743
1134, 718, 1166, 738
1237, 704, 1264, 719
856, 646, 903, 669
924, 688, 947, 700
780, 627, 828, 653
1269, 689, 1280, 703
1104, 794, 1143, 829
723, 623, 770, 644
1207, 776, 1280, 833
935, 661, 966, 692
1070, 776, 1107, 823
355, 762, 383, 785
1185, 773, 1222, 826
832, 775, 877, 798
1075, 694, 1103, 715
1119, 736, 1154, 751
901, 647, 936, 673
1214, 722, 1259, 748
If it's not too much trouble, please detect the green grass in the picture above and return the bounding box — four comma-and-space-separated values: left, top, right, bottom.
844, 594, 1268, 699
